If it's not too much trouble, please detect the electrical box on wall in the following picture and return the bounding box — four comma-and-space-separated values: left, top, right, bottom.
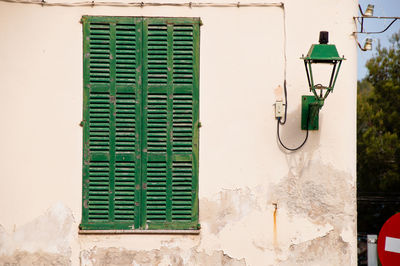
275, 101, 284, 118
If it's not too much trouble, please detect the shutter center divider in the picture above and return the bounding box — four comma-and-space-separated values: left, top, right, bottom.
166, 23, 174, 223
109, 22, 117, 223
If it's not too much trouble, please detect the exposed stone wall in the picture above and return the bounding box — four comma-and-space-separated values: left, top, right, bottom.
80, 248, 246, 266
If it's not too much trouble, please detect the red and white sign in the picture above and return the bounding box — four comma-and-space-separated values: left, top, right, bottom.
378, 213, 400, 265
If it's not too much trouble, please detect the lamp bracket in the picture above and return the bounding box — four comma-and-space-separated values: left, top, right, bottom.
301, 96, 323, 130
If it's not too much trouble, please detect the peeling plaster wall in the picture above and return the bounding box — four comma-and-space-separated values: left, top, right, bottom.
0, 0, 357, 265
0, 203, 75, 265
80, 247, 246, 266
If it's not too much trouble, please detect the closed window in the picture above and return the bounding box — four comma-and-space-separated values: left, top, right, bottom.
80, 16, 200, 231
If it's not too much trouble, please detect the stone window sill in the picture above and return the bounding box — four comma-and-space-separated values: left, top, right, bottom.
79, 229, 200, 235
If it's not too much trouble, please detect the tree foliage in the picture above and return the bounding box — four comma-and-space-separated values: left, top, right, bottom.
358, 32, 400, 234
358, 32, 400, 192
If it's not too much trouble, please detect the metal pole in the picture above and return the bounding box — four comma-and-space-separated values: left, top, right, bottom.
368, 234, 378, 266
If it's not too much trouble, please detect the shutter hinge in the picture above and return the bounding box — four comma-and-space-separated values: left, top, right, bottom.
198, 122, 202, 128
79, 120, 85, 127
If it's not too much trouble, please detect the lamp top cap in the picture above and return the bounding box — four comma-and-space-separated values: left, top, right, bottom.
319, 31, 329, 44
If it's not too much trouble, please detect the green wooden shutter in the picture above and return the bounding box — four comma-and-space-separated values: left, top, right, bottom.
81, 16, 199, 230
81, 16, 143, 230
141, 18, 200, 230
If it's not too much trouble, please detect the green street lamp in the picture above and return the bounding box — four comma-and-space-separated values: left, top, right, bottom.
301, 31, 345, 130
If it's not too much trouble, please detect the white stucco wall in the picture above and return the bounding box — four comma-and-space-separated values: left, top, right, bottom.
0, 0, 358, 265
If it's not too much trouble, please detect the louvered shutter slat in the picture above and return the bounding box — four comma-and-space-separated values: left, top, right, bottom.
88, 23, 111, 84
113, 22, 139, 224
85, 22, 112, 223
171, 23, 197, 225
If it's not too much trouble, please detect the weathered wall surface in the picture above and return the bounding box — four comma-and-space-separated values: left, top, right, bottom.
0, 0, 358, 265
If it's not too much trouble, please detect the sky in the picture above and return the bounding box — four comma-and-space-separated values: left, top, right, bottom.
357, 0, 400, 80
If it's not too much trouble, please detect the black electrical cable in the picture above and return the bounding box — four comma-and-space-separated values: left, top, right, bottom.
276, 80, 310, 151
278, 80, 288, 125
277, 117, 309, 151
363, 18, 398, 34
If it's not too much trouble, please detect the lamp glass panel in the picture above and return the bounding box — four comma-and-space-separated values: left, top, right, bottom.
310, 63, 334, 88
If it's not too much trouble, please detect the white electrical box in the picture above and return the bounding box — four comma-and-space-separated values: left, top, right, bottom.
275, 101, 284, 118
